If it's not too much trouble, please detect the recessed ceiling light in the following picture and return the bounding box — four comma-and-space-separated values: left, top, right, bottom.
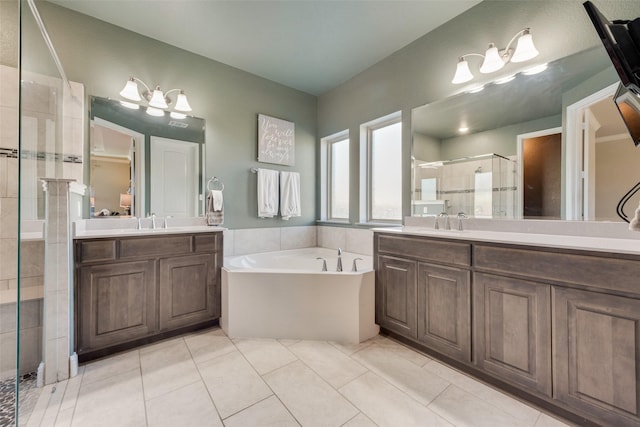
467, 85, 485, 94
458, 126, 469, 133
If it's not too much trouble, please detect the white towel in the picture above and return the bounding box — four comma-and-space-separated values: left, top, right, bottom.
280, 171, 301, 220
257, 168, 279, 218
206, 190, 224, 225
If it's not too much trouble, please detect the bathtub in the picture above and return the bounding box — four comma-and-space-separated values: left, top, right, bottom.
221, 248, 379, 344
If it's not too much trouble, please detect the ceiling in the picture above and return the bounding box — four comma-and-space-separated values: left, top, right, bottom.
50, 0, 481, 95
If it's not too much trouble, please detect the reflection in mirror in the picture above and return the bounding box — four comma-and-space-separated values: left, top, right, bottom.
89, 96, 205, 218
411, 46, 639, 221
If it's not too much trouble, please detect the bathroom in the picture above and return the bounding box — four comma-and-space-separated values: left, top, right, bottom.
2, 0, 640, 426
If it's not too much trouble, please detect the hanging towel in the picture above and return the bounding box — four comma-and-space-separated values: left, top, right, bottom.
280, 171, 301, 220
257, 168, 279, 218
206, 190, 224, 225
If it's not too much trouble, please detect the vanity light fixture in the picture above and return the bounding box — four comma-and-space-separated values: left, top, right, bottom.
452, 28, 540, 84
522, 63, 549, 75
495, 75, 516, 85
119, 76, 193, 117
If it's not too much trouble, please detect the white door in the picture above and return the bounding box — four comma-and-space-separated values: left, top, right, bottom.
582, 109, 601, 221
150, 136, 199, 217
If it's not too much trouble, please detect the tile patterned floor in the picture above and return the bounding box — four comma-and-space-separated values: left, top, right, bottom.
0, 373, 38, 427
22, 328, 573, 427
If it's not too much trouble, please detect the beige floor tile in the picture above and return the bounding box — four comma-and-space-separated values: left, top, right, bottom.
82, 350, 140, 386
25, 383, 57, 427
278, 338, 301, 347
429, 385, 531, 427
423, 359, 540, 425
289, 340, 367, 388
264, 360, 358, 427
185, 327, 236, 364
223, 395, 300, 427
367, 337, 431, 367
339, 371, 452, 427
534, 413, 572, 427
59, 366, 84, 411
140, 339, 201, 401
53, 407, 73, 427
198, 350, 272, 419
37, 380, 67, 427
342, 413, 377, 426
353, 344, 449, 405
146, 381, 222, 427
234, 337, 298, 375
72, 369, 146, 427
329, 338, 376, 356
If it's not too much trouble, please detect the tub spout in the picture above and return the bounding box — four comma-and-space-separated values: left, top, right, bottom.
352, 258, 363, 272
336, 248, 343, 272
316, 257, 327, 271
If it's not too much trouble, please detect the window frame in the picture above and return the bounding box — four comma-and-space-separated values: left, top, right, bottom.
320, 130, 350, 222
360, 111, 403, 224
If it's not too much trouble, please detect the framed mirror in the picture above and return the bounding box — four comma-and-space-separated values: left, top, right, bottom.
411, 46, 640, 221
89, 96, 206, 218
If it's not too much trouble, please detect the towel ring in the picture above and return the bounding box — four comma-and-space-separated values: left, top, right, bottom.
207, 177, 224, 191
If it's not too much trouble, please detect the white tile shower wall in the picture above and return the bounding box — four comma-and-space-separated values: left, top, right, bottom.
316, 226, 346, 252
280, 226, 317, 250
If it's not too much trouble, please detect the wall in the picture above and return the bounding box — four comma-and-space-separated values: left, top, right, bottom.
90, 157, 130, 214
596, 137, 640, 221
318, 0, 640, 222
18, 2, 317, 230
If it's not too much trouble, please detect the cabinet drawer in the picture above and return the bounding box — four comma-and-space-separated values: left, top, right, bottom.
194, 233, 220, 253
77, 239, 116, 263
377, 234, 470, 267
120, 235, 192, 258
474, 244, 640, 296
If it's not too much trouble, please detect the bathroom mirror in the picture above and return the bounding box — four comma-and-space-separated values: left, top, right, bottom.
89, 96, 206, 218
411, 46, 640, 221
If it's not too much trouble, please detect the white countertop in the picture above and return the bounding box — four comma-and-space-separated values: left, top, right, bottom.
73, 225, 224, 239
374, 226, 640, 256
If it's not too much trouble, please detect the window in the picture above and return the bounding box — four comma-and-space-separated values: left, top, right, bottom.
321, 131, 349, 221
360, 112, 402, 223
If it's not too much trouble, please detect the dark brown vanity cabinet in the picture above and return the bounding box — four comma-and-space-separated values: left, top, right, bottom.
375, 234, 472, 362
375, 231, 640, 426
473, 272, 551, 397
553, 287, 640, 427
74, 231, 222, 361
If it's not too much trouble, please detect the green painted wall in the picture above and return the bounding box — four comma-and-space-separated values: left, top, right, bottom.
317, 0, 640, 222
18, 2, 318, 229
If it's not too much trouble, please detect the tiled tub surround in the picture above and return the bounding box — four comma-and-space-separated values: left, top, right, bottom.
222, 248, 379, 343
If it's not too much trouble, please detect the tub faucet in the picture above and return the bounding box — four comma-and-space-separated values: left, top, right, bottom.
316, 257, 327, 272
352, 258, 363, 272
336, 248, 343, 272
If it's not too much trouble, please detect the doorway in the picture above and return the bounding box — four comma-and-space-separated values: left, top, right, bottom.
517, 127, 562, 219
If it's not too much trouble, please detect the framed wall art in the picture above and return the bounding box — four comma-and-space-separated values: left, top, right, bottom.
257, 113, 295, 166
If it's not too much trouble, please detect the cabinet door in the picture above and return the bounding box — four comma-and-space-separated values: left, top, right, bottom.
77, 260, 156, 353
474, 273, 551, 397
159, 253, 217, 330
417, 263, 471, 362
553, 287, 640, 427
376, 256, 417, 338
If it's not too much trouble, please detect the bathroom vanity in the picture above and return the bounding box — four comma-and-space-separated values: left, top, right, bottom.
73, 227, 223, 362
374, 228, 640, 427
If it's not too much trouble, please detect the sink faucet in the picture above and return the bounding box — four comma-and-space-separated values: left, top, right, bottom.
438, 212, 450, 230
137, 217, 142, 230
316, 257, 327, 271
457, 212, 467, 231
164, 215, 172, 229
149, 213, 157, 229
336, 248, 343, 272
352, 258, 363, 272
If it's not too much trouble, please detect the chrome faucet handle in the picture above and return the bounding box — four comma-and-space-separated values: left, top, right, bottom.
316, 257, 327, 272
352, 258, 363, 272
434, 215, 440, 230
137, 217, 142, 230
164, 215, 172, 229
337, 247, 342, 256
149, 213, 157, 229
457, 212, 467, 231
439, 212, 450, 230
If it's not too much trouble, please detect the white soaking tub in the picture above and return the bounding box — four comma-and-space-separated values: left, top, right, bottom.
221, 248, 379, 343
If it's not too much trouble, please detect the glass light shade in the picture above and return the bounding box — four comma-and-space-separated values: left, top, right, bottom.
510, 32, 539, 63
174, 92, 192, 112
146, 106, 164, 117
522, 63, 548, 75
119, 79, 142, 102
479, 44, 505, 74
119, 193, 132, 208
170, 111, 187, 119
119, 101, 140, 110
148, 88, 169, 109
451, 58, 474, 84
